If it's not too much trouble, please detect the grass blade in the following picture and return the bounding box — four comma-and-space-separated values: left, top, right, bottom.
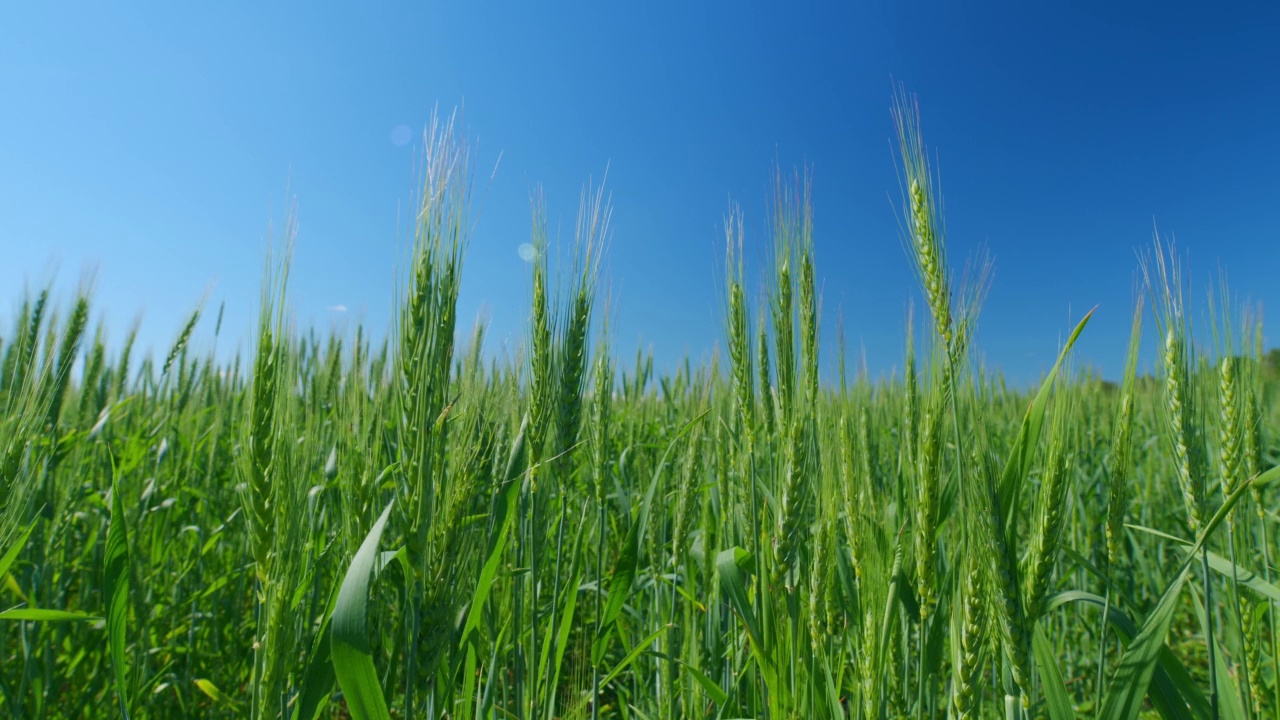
0, 609, 100, 621
0, 520, 36, 581
1032, 622, 1077, 720
105, 466, 132, 719
1097, 565, 1190, 720
330, 501, 394, 720
997, 308, 1093, 533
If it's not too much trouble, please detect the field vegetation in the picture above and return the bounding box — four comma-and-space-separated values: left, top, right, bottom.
1, 98, 1278, 719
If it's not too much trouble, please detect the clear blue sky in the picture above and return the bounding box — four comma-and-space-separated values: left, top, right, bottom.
3, 2, 1277, 384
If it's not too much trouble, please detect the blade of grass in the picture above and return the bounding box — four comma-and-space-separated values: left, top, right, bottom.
105, 463, 132, 720
330, 502, 394, 720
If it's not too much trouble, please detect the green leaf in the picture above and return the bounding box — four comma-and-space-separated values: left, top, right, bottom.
330, 501, 394, 720
1043, 591, 1201, 720
0, 519, 35, 580
1204, 549, 1280, 607
1189, 585, 1246, 720
716, 547, 762, 652
997, 308, 1092, 534
1057, 482, 1252, 720
598, 625, 672, 688
461, 418, 527, 648
1032, 622, 1077, 720
1255, 463, 1280, 489
594, 410, 707, 664
1060, 546, 1140, 609
105, 465, 133, 720
676, 659, 729, 708
0, 608, 100, 621
1125, 516, 1280, 611
1097, 565, 1189, 720
290, 615, 335, 720
544, 506, 585, 717
194, 679, 234, 707
459, 643, 478, 720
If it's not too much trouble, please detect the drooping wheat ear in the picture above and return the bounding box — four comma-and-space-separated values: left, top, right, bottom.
952, 551, 988, 720
914, 375, 943, 620
1023, 394, 1073, 623
1106, 298, 1143, 573
724, 206, 755, 449
892, 91, 954, 357
757, 317, 776, 438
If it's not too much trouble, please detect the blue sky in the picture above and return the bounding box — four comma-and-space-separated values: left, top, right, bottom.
2, 2, 1277, 384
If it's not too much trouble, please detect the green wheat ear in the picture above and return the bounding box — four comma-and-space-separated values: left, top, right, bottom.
527, 190, 554, 485
757, 316, 776, 438
553, 177, 608, 488
913, 359, 944, 620
724, 205, 755, 450
1106, 297, 1143, 574
44, 292, 90, 433
1022, 387, 1074, 623
242, 220, 293, 587
893, 89, 955, 360
952, 549, 987, 720
1143, 243, 1210, 534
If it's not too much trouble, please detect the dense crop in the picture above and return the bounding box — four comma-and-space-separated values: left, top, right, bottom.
2, 99, 1278, 720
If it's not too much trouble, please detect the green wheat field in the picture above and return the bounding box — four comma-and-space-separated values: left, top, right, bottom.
2, 98, 1278, 720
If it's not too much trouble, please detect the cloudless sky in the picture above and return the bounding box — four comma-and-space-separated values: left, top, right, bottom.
2, 2, 1278, 384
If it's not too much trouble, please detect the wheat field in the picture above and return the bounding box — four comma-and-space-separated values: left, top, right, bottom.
1, 98, 1277, 720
